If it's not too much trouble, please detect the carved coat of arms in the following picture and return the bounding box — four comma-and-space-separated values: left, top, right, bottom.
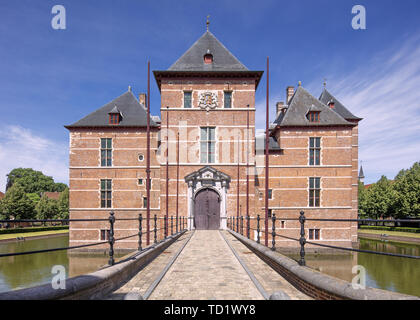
198, 92, 218, 111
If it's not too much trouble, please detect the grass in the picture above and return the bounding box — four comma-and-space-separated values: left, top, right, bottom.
358, 229, 420, 239
0, 229, 69, 241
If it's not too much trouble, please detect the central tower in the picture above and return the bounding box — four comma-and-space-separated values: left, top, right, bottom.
154, 29, 263, 230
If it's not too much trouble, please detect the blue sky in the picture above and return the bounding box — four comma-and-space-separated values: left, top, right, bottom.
0, 0, 419, 191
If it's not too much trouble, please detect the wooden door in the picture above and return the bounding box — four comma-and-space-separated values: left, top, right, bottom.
194, 189, 220, 230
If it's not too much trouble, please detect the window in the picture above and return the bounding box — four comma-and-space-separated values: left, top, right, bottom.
268, 189, 273, 199
184, 91, 192, 108
204, 53, 213, 64
200, 127, 215, 163
100, 179, 112, 208
100, 229, 110, 241
143, 196, 148, 208
109, 114, 120, 125
309, 137, 321, 166
138, 178, 151, 187
268, 209, 272, 218
101, 138, 112, 167
307, 112, 320, 123
224, 91, 232, 108
309, 229, 320, 240
138, 154, 144, 162
309, 177, 320, 207
281, 221, 285, 229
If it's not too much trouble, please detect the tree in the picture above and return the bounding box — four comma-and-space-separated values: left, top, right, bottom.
358, 181, 368, 218
393, 162, 420, 218
35, 195, 59, 220
0, 183, 35, 220
6, 168, 67, 195
363, 176, 395, 219
54, 183, 68, 192
27, 193, 41, 205
56, 188, 69, 219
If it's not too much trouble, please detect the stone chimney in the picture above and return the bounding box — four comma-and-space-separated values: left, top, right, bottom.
139, 93, 146, 106
286, 86, 295, 104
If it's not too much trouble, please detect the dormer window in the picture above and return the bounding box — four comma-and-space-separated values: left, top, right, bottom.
204, 50, 213, 64
327, 100, 335, 109
108, 106, 122, 125
109, 114, 120, 124
307, 111, 320, 123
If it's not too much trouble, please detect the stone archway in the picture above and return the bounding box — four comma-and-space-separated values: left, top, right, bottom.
194, 188, 220, 230
185, 166, 231, 230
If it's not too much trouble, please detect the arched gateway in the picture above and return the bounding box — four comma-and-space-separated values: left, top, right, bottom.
194, 188, 220, 230
185, 166, 230, 230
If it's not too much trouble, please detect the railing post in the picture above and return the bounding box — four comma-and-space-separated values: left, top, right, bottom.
154, 214, 157, 244
176, 215, 178, 233
171, 216, 173, 236
164, 215, 167, 238
236, 215, 239, 233
246, 215, 250, 239
299, 210, 306, 266
241, 216, 244, 235
257, 214, 260, 244
138, 213, 142, 251
272, 213, 276, 251
108, 211, 115, 266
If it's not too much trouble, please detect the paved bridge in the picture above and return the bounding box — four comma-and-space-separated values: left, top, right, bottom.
108, 230, 309, 300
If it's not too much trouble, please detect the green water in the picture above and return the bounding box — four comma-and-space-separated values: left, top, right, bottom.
282, 238, 420, 297
0, 235, 128, 293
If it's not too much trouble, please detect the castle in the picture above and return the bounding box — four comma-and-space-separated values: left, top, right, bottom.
66, 28, 361, 249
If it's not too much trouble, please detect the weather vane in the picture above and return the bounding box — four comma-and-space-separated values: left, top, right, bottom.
206, 15, 210, 31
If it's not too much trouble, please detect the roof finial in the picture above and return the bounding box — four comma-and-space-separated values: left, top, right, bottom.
128, 85, 132, 92
323, 78, 327, 88
206, 15, 210, 31
298, 81, 302, 87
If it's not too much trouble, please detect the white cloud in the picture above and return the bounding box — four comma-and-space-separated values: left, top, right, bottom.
255, 36, 420, 184
0, 125, 68, 192
327, 37, 420, 183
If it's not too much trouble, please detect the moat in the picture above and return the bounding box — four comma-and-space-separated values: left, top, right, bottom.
0, 234, 419, 297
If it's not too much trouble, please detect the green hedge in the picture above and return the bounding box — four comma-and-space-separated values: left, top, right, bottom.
0, 225, 69, 235
359, 225, 420, 234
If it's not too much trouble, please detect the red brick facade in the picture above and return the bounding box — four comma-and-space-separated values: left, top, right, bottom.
67, 31, 359, 250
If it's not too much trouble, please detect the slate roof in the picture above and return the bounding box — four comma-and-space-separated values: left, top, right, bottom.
66, 90, 158, 128
168, 31, 249, 72
319, 89, 362, 121
255, 135, 281, 152
274, 86, 354, 127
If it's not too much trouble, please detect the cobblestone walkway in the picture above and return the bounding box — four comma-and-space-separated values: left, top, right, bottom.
107, 232, 192, 300
108, 230, 310, 300
149, 230, 264, 300
222, 231, 311, 300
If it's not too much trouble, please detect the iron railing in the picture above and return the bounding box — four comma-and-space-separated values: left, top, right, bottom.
0, 213, 187, 266
227, 212, 420, 266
